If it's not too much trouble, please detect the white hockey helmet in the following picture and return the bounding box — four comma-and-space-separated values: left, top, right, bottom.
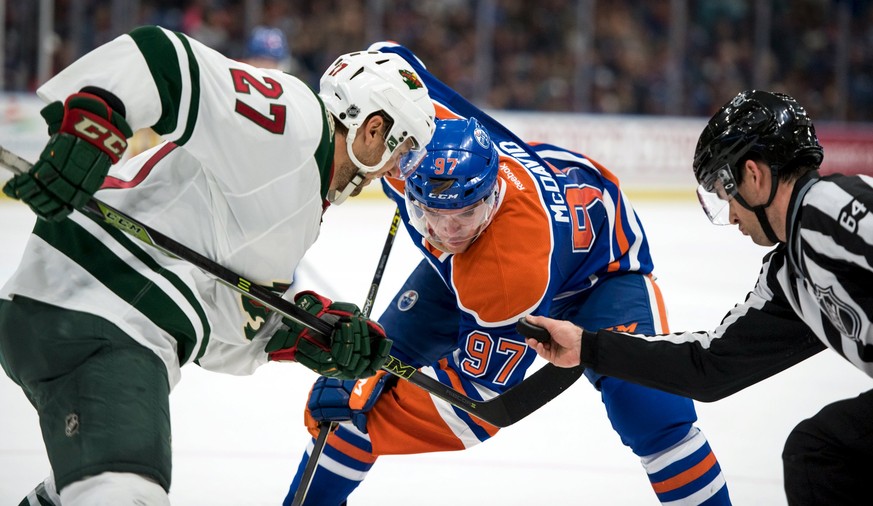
319, 51, 436, 203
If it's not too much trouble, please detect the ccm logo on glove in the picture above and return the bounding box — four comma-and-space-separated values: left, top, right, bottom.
62, 108, 129, 162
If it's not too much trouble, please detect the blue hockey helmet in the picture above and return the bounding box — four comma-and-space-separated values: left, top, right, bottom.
405, 117, 500, 253
246, 26, 290, 64
405, 117, 499, 209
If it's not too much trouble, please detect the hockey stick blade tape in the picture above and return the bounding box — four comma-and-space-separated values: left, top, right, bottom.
516, 318, 551, 343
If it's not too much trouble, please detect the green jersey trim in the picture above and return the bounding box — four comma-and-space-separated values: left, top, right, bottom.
32, 219, 211, 364
172, 32, 201, 146
129, 26, 182, 136
129, 27, 201, 145
313, 93, 334, 202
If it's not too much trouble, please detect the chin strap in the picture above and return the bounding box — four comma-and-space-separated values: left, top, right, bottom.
753, 207, 780, 244
734, 166, 782, 244
327, 171, 364, 205
329, 123, 393, 205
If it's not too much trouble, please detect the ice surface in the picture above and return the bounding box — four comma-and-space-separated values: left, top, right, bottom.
1, 196, 869, 505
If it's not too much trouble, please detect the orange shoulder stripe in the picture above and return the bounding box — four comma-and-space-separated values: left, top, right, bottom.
384, 176, 405, 196
433, 102, 464, 120
583, 155, 630, 272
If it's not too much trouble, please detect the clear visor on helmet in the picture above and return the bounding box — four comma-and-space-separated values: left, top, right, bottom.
406, 190, 497, 252
345, 127, 427, 180
391, 137, 427, 180
696, 164, 739, 225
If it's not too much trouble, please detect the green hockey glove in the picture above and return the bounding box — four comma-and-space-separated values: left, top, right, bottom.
266, 291, 392, 379
3, 91, 133, 222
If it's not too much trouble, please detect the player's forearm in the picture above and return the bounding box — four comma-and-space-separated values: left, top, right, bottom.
582, 323, 825, 402
581, 328, 747, 401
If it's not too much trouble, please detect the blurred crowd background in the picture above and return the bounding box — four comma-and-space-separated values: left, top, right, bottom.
4, 0, 873, 122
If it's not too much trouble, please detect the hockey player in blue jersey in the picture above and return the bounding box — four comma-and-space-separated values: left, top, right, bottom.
280, 43, 733, 505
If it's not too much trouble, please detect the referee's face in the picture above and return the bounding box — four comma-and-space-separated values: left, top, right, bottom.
729, 198, 775, 246
728, 161, 779, 247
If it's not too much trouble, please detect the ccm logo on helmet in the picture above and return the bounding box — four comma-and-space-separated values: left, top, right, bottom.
428, 193, 458, 200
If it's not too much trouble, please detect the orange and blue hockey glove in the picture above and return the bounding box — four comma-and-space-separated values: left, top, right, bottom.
304, 371, 395, 435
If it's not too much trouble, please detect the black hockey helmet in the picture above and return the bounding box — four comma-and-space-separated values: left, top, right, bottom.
693, 90, 823, 191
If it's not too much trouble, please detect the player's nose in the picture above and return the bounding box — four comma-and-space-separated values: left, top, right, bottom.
434, 216, 462, 236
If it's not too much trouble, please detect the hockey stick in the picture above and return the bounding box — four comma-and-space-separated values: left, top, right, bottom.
291, 206, 401, 506
0, 147, 584, 427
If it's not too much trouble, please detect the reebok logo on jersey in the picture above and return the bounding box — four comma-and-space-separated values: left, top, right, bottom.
398, 290, 418, 311
499, 141, 569, 224
500, 161, 525, 191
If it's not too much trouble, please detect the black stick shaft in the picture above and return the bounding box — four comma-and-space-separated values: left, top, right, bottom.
291, 206, 400, 506
0, 146, 582, 429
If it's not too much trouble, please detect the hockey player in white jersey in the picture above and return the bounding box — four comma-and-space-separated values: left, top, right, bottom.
0, 25, 434, 505
527, 90, 873, 504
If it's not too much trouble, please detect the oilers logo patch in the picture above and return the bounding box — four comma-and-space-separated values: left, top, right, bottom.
473, 127, 490, 149
397, 290, 419, 311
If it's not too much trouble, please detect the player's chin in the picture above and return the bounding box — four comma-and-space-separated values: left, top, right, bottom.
432, 238, 472, 254
350, 181, 373, 197
751, 234, 777, 247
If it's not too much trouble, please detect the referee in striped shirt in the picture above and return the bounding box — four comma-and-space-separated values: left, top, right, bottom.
525, 90, 873, 505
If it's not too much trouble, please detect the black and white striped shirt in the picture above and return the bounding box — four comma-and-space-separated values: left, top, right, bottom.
581, 170, 873, 401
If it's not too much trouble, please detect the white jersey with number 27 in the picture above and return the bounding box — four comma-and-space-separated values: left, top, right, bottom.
1, 26, 336, 387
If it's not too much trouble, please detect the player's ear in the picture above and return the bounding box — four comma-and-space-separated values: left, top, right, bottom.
363, 113, 387, 146
742, 159, 764, 190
